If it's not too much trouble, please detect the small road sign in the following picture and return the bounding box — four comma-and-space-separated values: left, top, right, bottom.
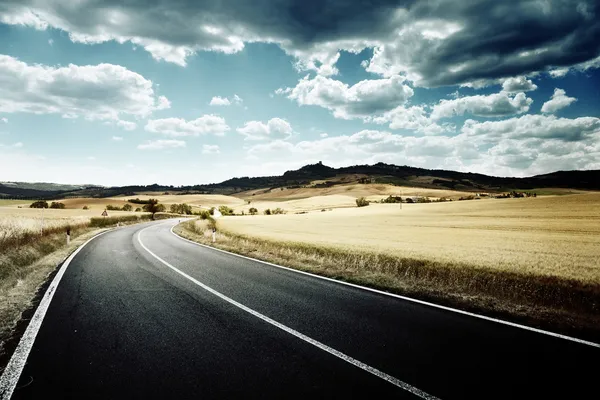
101, 210, 108, 217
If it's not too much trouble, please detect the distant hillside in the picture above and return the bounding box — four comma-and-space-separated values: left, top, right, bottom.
1, 162, 598, 199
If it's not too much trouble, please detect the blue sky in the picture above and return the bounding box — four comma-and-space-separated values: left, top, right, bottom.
0, 1, 599, 186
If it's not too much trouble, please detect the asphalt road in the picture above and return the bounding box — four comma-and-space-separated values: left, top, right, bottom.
4, 220, 598, 399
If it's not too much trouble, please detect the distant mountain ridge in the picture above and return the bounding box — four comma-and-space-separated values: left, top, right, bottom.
1, 162, 599, 199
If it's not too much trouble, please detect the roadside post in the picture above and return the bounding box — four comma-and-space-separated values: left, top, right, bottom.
66, 227, 71, 245
212, 227, 216, 243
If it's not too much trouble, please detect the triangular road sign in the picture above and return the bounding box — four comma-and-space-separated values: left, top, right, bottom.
101, 210, 108, 217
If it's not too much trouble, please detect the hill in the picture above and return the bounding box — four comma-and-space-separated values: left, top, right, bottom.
1, 162, 598, 199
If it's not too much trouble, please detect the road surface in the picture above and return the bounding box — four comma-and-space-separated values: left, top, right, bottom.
3, 220, 598, 399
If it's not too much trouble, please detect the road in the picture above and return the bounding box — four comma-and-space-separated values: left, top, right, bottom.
2, 219, 598, 399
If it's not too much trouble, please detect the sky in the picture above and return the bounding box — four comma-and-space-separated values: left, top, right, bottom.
0, 0, 599, 186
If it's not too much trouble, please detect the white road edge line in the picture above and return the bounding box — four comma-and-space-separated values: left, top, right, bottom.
138, 226, 440, 400
169, 224, 600, 349
0, 230, 110, 400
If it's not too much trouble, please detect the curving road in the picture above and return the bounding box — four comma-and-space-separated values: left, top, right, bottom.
2, 220, 598, 399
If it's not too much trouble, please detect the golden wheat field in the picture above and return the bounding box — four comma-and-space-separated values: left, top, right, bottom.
218, 193, 600, 283
236, 183, 475, 202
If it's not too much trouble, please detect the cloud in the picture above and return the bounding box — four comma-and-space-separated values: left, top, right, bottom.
145, 115, 230, 136
502, 77, 538, 93
280, 74, 413, 119
209, 96, 230, 106
137, 139, 186, 150
202, 144, 220, 154
112, 136, 123, 141
1, 118, 7, 123
116, 120, 137, 131
237, 118, 293, 141
87, 156, 96, 161
247, 113, 600, 177
541, 88, 577, 113
209, 94, 243, 106
0, 54, 169, 128
320, 133, 328, 138
461, 114, 600, 142
1, 1, 599, 87
431, 92, 533, 120
373, 105, 448, 135
48, 38, 53, 46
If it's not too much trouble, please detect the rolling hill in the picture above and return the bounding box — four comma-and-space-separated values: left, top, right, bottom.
1, 162, 599, 199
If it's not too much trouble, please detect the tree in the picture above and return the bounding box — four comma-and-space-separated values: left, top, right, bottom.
83, 205, 89, 210
264, 208, 272, 215
30, 200, 48, 208
122, 204, 133, 212
143, 198, 164, 219
249, 207, 258, 215
134, 207, 142, 212
50, 202, 65, 209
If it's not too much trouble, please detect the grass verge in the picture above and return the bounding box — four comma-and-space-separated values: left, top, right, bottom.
175, 219, 600, 342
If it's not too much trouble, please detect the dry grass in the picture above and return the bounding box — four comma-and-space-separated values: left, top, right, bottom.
176, 193, 600, 337
220, 194, 600, 283
235, 183, 475, 202
0, 228, 104, 358
112, 194, 245, 208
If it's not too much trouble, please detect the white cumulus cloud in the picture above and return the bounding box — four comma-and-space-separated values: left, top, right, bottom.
145, 115, 230, 137
502, 77, 538, 93
431, 92, 533, 120
237, 118, 293, 141
280, 74, 413, 120
0, 54, 169, 129
541, 88, 577, 114
112, 136, 123, 141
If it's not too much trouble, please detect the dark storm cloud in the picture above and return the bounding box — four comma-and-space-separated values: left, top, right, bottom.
1, 0, 599, 86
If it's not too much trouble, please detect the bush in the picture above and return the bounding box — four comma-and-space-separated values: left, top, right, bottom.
272, 208, 285, 215
198, 210, 211, 220
106, 204, 121, 211
381, 195, 402, 204
356, 197, 370, 207
30, 200, 48, 208
264, 209, 272, 215
170, 203, 193, 215
135, 207, 142, 212
249, 207, 258, 215
122, 204, 133, 212
128, 198, 152, 205
218, 205, 234, 216
82, 205, 89, 210
50, 202, 65, 209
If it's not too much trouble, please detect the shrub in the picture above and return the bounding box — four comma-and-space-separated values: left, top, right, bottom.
30, 200, 48, 209
170, 203, 193, 214
249, 207, 258, 215
106, 204, 121, 211
135, 207, 142, 212
219, 205, 234, 216
382, 195, 402, 204
198, 210, 211, 220
50, 202, 65, 209
272, 208, 285, 215
356, 197, 370, 207
128, 198, 152, 205
264, 208, 272, 215
122, 204, 133, 212
82, 205, 89, 210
